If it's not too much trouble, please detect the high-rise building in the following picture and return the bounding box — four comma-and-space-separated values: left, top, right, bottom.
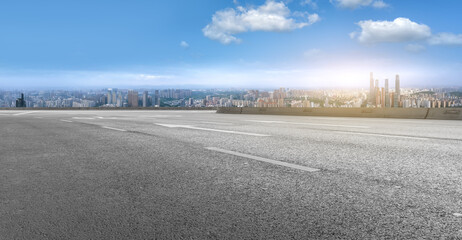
107, 89, 112, 105
153, 90, 160, 107
394, 74, 400, 108
112, 91, 117, 104
142, 91, 148, 107
385, 79, 390, 107
16, 93, 26, 108
369, 72, 374, 104
116, 92, 123, 107
127, 90, 138, 107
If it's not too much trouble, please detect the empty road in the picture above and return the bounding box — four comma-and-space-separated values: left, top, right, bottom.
1, 110, 462, 239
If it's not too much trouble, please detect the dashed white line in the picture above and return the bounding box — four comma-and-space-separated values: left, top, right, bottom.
72, 117, 95, 120
206, 147, 320, 172
60, 120, 73, 123
337, 131, 430, 140
156, 123, 270, 137
246, 120, 369, 129
101, 126, 127, 132
13, 111, 38, 116
201, 121, 233, 125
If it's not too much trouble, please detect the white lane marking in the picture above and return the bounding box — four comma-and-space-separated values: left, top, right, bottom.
13, 111, 38, 116
246, 120, 369, 129
337, 131, 430, 140
144, 115, 182, 118
206, 147, 320, 172
72, 117, 95, 120
96, 116, 118, 119
60, 120, 73, 123
156, 124, 270, 137
202, 121, 233, 125
101, 126, 127, 132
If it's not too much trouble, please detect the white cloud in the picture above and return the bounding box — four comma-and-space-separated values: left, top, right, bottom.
180, 41, 189, 48
351, 17, 431, 44
428, 33, 462, 46
405, 44, 426, 53
372, 0, 388, 8
203, 0, 320, 44
301, 0, 318, 9
330, 0, 388, 9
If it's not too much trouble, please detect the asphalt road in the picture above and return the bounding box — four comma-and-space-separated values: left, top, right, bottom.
1, 110, 462, 239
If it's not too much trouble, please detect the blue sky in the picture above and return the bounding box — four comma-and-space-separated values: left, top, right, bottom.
0, 0, 461, 89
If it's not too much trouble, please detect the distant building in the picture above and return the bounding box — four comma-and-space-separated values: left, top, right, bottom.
394, 74, 400, 108
127, 90, 138, 107
385, 79, 390, 107
369, 72, 375, 104
153, 90, 160, 107
16, 93, 26, 108
142, 91, 148, 107
107, 89, 113, 105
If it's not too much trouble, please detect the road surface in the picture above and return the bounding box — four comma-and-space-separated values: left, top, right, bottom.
1, 110, 462, 239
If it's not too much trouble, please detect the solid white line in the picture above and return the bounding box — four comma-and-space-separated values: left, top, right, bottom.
337, 131, 430, 140
156, 123, 270, 137
60, 120, 73, 123
101, 126, 127, 132
206, 147, 320, 172
246, 120, 369, 129
13, 111, 38, 116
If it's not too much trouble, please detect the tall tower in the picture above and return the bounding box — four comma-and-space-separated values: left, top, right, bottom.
394, 74, 400, 108
153, 90, 160, 107
128, 90, 139, 107
385, 79, 390, 107
369, 72, 374, 104
16, 93, 26, 108
142, 91, 148, 107
375, 79, 379, 106
107, 89, 112, 105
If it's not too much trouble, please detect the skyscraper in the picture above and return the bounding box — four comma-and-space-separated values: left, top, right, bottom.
369, 72, 374, 104
142, 91, 148, 107
375, 79, 379, 106
385, 79, 390, 107
153, 90, 160, 107
112, 91, 117, 105
107, 89, 112, 105
394, 75, 400, 108
127, 90, 139, 107
16, 93, 26, 108
116, 92, 123, 107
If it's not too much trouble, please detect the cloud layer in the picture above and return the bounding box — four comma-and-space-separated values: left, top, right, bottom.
351, 18, 432, 44
351, 17, 462, 49
203, 0, 319, 44
428, 33, 462, 46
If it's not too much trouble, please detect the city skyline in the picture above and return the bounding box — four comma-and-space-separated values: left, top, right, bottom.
1, 0, 462, 88
3, 72, 461, 109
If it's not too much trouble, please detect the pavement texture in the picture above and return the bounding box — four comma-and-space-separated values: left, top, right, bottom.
1, 110, 462, 239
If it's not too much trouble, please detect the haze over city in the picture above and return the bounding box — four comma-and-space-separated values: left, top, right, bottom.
1, 0, 462, 89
